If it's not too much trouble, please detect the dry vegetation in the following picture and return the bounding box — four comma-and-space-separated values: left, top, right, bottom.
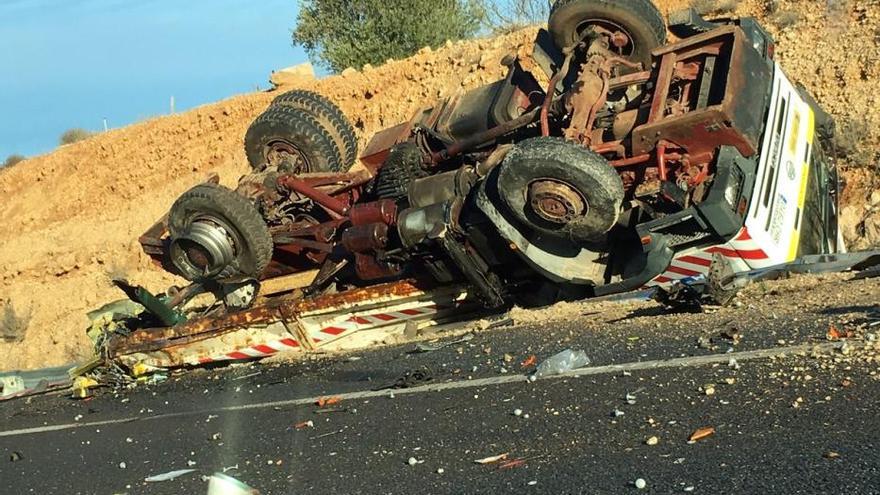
3, 154, 25, 168
0, 300, 30, 344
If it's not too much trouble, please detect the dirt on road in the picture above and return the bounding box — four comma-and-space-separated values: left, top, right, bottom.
1, 0, 878, 371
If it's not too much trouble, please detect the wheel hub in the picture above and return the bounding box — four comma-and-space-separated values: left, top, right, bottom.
528, 180, 588, 225
266, 140, 311, 173
170, 219, 237, 278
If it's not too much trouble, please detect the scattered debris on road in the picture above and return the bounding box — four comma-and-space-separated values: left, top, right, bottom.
144, 469, 197, 483
410, 333, 474, 353
474, 453, 509, 464
206, 473, 258, 495
294, 420, 314, 430
535, 349, 590, 377
372, 366, 433, 391
316, 396, 342, 407
688, 427, 716, 443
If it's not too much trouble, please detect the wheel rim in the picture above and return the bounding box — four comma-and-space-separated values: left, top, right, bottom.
170, 215, 240, 278
265, 139, 313, 173
528, 179, 588, 225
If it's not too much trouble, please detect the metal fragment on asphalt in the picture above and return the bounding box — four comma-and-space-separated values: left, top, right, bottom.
145, 469, 197, 482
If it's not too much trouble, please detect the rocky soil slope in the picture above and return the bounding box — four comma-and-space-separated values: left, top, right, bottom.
1, 0, 877, 370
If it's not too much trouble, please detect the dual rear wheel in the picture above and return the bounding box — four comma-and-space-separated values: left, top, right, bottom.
170, 90, 359, 282
244, 89, 359, 173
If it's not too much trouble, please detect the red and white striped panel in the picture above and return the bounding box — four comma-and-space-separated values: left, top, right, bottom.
195, 336, 302, 365
192, 301, 459, 366
304, 304, 441, 342
646, 227, 771, 287
705, 228, 774, 269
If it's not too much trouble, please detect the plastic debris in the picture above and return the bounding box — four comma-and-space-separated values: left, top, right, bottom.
131, 362, 165, 378
118, 462, 127, 469
513, 409, 523, 417
635, 478, 647, 489
145, 469, 197, 482
206, 473, 259, 495
688, 426, 715, 442
0, 375, 25, 397
474, 453, 509, 464
408, 457, 419, 466
294, 420, 314, 430
612, 409, 625, 418
534, 349, 590, 377
521, 355, 537, 368
71, 376, 99, 399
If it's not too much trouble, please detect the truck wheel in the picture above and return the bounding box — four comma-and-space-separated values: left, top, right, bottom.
168, 183, 273, 282
245, 105, 342, 173
496, 137, 624, 243
549, 0, 666, 70
271, 90, 359, 168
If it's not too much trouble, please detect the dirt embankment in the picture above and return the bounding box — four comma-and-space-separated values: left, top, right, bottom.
1, 0, 878, 371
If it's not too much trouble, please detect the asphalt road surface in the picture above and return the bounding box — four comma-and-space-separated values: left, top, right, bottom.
2, 274, 880, 494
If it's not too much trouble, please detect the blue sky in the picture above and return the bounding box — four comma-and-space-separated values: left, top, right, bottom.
0, 0, 308, 158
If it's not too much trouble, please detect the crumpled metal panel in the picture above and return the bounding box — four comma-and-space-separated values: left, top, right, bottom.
111, 281, 473, 369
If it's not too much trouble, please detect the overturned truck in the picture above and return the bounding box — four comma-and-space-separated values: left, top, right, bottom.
122, 1, 841, 367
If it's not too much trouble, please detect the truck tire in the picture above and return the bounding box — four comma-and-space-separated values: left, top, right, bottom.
549, 0, 666, 70
168, 183, 273, 282
245, 105, 342, 173
496, 137, 624, 243
271, 90, 359, 169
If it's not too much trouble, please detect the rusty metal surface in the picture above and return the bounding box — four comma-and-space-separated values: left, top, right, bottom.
341, 223, 389, 253
108, 280, 474, 368
359, 121, 413, 173
349, 200, 398, 226
277, 176, 349, 217
108, 280, 432, 358
632, 27, 756, 159
528, 179, 587, 225
431, 107, 541, 163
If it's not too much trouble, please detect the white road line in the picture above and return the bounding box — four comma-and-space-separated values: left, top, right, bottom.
0, 341, 849, 438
